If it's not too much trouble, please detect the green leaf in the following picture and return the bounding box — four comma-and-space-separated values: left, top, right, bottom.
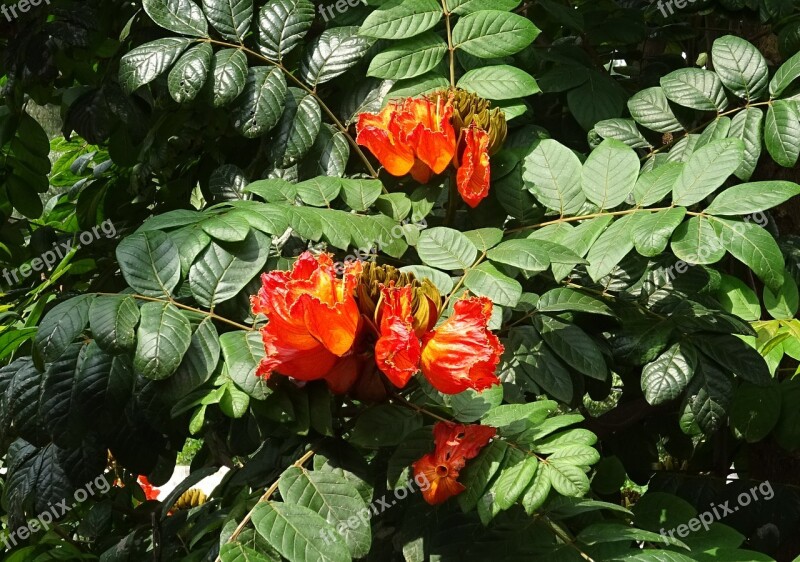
633, 162, 682, 206
764, 276, 799, 319
143, 0, 208, 37
116, 230, 182, 296
457, 440, 508, 512
134, 302, 192, 380
627, 87, 684, 133
548, 444, 600, 467
279, 468, 371, 558
697, 334, 772, 385
340, 179, 383, 212
246, 178, 297, 203
220, 383, 250, 418
578, 523, 687, 549
464, 262, 522, 307
672, 138, 744, 206
594, 118, 652, 149
367, 32, 447, 80
220, 331, 270, 399
507, 327, 573, 402
522, 139, 585, 215
450, 0, 521, 14
119, 38, 192, 94
585, 214, 635, 281
349, 406, 423, 448
680, 358, 734, 435
257, 0, 315, 60
307, 124, 350, 178
551, 216, 612, 281
295, 177, 342, 207
670, 216, 725, 265
641, 342, 697, 406
359, 0, 442, 40
730, 382, 782, 442
0, 329, 36, 362
631, 208, 687, 257
581, 139, 640, 210
35, 296, 91, 363
711, 35, 768, 100
231, 67, 287, 138
452, 10, 539, 58
208, 49, 248, 107
272, 88, 322, 167
705, 181, 800, 215
160, 317, 220, 400
417, 227, 478, 270
300, 27, 375, 88
535, 315, 608, 381
543, 462, 589, 497
189, 231, 271, 307
400, 265, 454, 294
770, 49, 800, 97
488, 239, 586, 274
710, 216, 785, 291
661, 68, 728, 112
521, 464, 551, 514
202, 0, 253, 42
168, 43, 212, 103
89, 296, 140, 354
387, 72, 450, 100
492, 449, 538, 510
715, 274, 761, 321
765, 99, 800, 167
567, 71, 626, 131
251, 502, 350, 562
728, 107, 764, 181
220, 542, 275, 562
457, 65, 540, 100
536, 288, 613, 317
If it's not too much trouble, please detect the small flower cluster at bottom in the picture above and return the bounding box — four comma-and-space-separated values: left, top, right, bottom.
413, 421, 496, 505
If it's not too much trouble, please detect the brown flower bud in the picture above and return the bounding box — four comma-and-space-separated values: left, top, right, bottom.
449, 88, 507, 155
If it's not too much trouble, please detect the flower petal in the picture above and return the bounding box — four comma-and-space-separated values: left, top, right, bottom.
406, 96, 457, 174
432, 422, 497, 469
420, 297, 503, 394
456, 127, 491, 208
375, 285, 421, 388
412, 453, 465, 505
357, 106, 416, 177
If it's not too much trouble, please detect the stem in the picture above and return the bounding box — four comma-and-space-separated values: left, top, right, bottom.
214, 448, 316, 561
507, 207, 702, 234
203, 39, 380, 180
96, 293, 255, 332
645, 100, 772, 161
542, 517, 596, 562
442, 0, 456, 87
444, 173, 458, 227
443, 251, 487, 311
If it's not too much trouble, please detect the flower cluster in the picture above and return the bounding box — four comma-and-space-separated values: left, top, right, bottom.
356, 90, 506, 208
413, 422, 496, 505
251, 252, 503, 396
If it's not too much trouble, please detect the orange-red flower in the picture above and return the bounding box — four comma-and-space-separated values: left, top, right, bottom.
455, 127, 491, 208
374, 288, 502, 395
412, 422, 496, 505
420, 297, 503, 395
356, 95, 456, 184
138, 476, 160, 501
251, 252, 362, 393
374, 284, 421, 389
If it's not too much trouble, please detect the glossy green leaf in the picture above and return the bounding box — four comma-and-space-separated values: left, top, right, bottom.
581, 139, 639, 210
457, 65, 540, 100
143, 0, 208, 36
522, 139, 585, 215
641, 342, 697, 406
367, 32, 447, 80
765, 99, 800, 167
300, 27, 375, 88
359, 0, 442, 40
417, 227, 478, 270
257, 0, 315, 59
661, 68, 728, 112
202, 0, 253, 42
119, 38, 192, 93
231, 67, 287, 138
134, 302, 192, 380
672, 138, 744, 206
711, 35, 768, 100
452, 10, 539, 58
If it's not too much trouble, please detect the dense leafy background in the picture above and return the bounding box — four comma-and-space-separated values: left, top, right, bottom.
1, 0, 800, 560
